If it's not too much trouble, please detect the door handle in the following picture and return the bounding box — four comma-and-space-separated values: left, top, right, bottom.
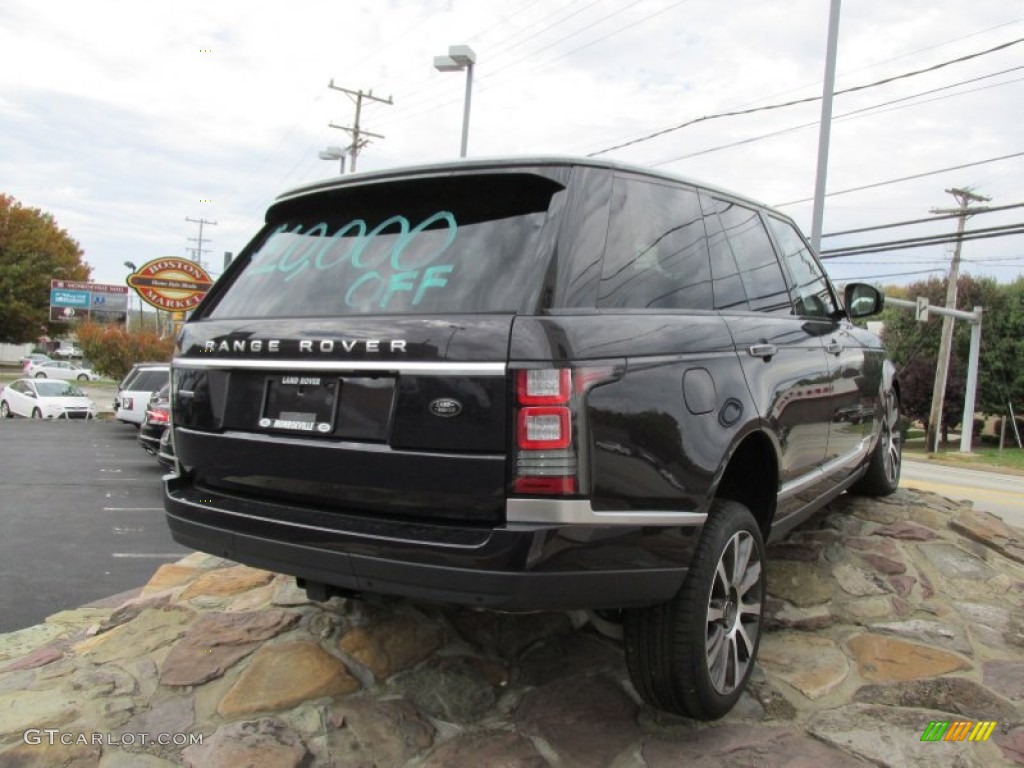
748, 343, 777, 361
825, 340, 842, 355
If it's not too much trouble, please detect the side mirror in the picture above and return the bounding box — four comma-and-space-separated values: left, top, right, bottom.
844, 283, 884, 319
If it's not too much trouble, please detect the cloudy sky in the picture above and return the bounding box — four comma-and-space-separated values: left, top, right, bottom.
1, 0, 1021, 292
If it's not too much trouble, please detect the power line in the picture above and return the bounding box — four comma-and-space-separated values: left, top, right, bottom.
839, 267, 948, 280
775, 152, 1024, 208
821, 223, 1024, 258
822, 201, 1024, 238
379, 0, 610, 123
587, 37, 1024, 157
376, 0, 688, 132
829, 257, 1024, 266
652, 67, 1024, 168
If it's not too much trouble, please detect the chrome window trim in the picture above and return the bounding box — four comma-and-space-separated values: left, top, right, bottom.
172, 358, 507, 376
506, 498, 707, 526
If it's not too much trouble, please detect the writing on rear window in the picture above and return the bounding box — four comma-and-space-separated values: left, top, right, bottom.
246, 212, 458, 310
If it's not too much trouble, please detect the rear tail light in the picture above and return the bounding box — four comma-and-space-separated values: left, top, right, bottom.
513, 369, 575, 495
517, 369, 571, 405
146, 408, 170, 424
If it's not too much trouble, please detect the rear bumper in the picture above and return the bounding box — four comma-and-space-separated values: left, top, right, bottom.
164, 473, 698, 611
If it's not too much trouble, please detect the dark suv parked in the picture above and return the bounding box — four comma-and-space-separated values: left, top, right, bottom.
164, 157, 899, 719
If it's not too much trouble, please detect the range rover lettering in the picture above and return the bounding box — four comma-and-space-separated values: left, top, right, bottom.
164, 157, 899, 719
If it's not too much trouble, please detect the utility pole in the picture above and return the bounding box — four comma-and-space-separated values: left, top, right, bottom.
186, 216, 217, 267
925, 187, 990, 453
810, 0, 841, 252
327, 80, 393, 172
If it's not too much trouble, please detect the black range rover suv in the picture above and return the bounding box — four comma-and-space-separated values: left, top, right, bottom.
164, 157, 900, 719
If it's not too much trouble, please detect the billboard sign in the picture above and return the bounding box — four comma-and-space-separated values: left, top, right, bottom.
126, 257, 213, 312
49, 280, 129, 324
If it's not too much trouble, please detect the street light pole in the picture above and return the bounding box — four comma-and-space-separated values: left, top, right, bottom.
434, 45, 477, 158
318, 146, 347, 174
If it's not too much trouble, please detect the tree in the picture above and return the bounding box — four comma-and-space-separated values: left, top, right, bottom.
0, 194, 91, 343
76, 322, 173, 380
897, 357, 965, 439
980, 275, 1024, 417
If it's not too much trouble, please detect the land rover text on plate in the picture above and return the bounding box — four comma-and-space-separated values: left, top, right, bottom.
164, 157, 900, 719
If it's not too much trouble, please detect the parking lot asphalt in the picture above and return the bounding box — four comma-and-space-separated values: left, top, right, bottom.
0, 418, 190, 632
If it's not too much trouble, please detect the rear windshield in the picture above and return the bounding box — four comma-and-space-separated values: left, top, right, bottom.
205, 173, 564, 319
128, 370, 169, 392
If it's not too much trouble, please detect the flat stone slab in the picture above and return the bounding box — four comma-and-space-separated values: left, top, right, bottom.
181, 717, 309, 768
323, 697, 435, 767
867, 619, 972, 655
920, 543, 996, 581
766, 560, 834, 607
808, 703, 1000, 768
758, 633, 849, 700
160, 609, 299, 686
217, 640, 360, 718
338, 611, 446, 680
847, 633, 970, 683
516, 675, 641, 767
642, 724, 872, 767
983, 659, 1024, 700
951, 509, 1024, 565
852, 676, 1019, 723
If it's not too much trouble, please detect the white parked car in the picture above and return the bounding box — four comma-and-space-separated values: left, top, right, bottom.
0, 378, 97, 420
115, 363, 170, 426
54, 345, 84, 359
24, 360, 101, 382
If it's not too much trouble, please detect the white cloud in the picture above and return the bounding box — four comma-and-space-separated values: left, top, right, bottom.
0, 0, 1021, 288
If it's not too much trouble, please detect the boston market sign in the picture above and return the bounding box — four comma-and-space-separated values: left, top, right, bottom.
127, 258, 214, 311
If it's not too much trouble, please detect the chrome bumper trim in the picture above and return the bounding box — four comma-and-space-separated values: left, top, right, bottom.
506, 498, 707, 526
173, 357, 506, 376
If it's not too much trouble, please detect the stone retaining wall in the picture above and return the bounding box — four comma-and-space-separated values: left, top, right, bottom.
0, 488, 1021, 767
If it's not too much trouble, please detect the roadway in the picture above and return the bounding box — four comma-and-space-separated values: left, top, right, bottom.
900, 457, 1024, 529
0, 418, 189, 632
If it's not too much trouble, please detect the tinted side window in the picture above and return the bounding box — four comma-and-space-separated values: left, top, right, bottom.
766, 215, 838, 319
701, 194, 747, 311
598, 178, 712, 310
712, 200, 791, 314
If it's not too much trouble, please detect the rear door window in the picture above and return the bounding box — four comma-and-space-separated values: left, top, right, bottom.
206, 173, 564, 319
598, 178, 712, 310
708, 198, 791, 314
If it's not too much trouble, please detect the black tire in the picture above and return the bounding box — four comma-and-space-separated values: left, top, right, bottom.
31, 408, 42, 419
849, 389, 900, 496
624, 499, 765, 720
77, 374, 88, 381
34, 373, 46, 379
0, 401, 10, 418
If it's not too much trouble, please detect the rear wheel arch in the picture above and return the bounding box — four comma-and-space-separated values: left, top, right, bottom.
711, 429, 778, 538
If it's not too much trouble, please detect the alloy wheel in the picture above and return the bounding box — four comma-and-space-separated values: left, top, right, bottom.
705, 530, 762, 695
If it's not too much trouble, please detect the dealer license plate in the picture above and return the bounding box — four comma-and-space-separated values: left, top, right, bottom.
259, 375, 338, 434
